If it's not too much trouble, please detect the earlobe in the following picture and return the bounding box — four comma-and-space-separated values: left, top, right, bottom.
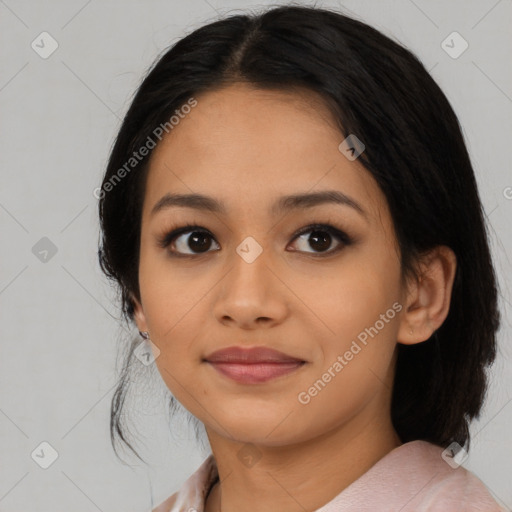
130, 293, 149, 333
397, 246, 457, 346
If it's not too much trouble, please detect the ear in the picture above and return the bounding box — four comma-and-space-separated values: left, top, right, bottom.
397, 246, 457, 345
131, 293, 149, 334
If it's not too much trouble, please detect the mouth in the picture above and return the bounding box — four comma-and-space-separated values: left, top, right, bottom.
203, 346, 306, 384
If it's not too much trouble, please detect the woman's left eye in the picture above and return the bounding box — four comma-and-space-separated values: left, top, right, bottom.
288, 224, 351, 256
157, 223, 351, 257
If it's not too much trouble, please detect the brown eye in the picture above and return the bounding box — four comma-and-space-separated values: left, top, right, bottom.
289, 224, 351, 255
171, 230, 219, 255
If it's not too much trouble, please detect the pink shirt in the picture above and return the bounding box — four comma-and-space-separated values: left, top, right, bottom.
154, 440, 506, 511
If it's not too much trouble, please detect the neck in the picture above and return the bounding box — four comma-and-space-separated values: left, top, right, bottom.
204, 404, 401, 512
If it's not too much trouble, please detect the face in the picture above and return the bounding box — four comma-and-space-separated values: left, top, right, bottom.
133, 83, 409, 447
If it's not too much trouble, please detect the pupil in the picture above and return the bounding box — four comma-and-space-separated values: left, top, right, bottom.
310, 230, 331, 252
189, 232, 211, 252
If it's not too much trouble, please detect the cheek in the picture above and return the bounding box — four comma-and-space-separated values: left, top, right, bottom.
151, 313, 209, 411
138, 246, 211, 338
138, 257, 208, 387
300, 250, 402, 336
301, 251, 402, 395
292, 350, 395, 442
294, 277, 401, 434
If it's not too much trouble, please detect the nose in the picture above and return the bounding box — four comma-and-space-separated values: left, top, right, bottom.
212, 245, 289, 330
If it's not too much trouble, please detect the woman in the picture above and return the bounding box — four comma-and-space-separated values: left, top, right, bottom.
97, 5, 505, 511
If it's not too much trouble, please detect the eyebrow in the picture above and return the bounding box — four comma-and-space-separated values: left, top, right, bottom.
150, 190, 367, 219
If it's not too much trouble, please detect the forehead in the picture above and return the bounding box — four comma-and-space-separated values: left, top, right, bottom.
143, 83, 386, 223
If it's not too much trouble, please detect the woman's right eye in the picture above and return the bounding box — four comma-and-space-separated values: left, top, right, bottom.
158, 225, 220, 257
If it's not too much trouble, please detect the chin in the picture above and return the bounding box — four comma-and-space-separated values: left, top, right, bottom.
206, 409, 309, 446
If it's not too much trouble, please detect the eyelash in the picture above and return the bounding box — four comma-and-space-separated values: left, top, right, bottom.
156, 221, 353, 258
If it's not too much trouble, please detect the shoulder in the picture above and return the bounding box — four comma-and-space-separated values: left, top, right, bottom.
333, 440, 505, 511
390, 441, 505, 511
152, 491, 177, 512
422, 466, 505, 511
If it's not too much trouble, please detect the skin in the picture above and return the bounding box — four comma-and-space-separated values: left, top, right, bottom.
132, 83, 457, 512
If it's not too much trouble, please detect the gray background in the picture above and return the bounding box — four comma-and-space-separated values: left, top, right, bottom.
1, 0, 511, 510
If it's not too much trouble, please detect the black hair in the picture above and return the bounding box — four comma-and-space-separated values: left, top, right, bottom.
98, 4, 501, 463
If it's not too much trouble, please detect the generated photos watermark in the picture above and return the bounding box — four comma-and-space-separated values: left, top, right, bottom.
298, 301, 403, 405
93, 97, 198, 199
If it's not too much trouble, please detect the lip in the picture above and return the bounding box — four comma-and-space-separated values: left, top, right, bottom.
204, 346, 306, 384
205, 346, 304, 364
